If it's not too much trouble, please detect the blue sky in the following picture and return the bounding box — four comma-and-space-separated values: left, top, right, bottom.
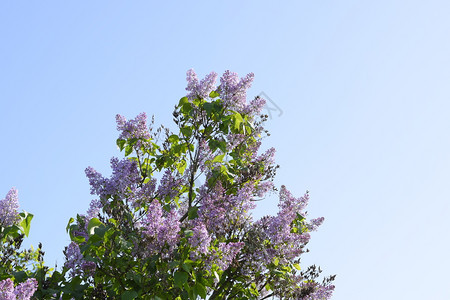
1, 1, 450, 299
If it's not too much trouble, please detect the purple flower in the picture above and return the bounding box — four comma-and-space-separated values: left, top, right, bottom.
298, 281, 335, 300
188, 221, 211, 259
141, 200, 180, 257
185, 69, 218, 100
198, 182, 256, 237
64, 242, 88, 277
85, 157, 140, 201
0, 278, 14, 300
85, 199, 102, 222
0, 278, 38, 300
13, 278, 38, 300
0, 188, 19, 227
219, 70, 254, 112
116, 112, 151, 142
207, 242, 244, 271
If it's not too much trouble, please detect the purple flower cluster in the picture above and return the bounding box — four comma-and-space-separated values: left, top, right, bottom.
0, 278, 38, 300
242, 95, 266, 117
84, 199, 102, 223
141, 200, 180, 257
185, 69, 218, 100
219, 70, 254, 112
299, 282, 335, 300
85, 157, 140, 202
247, 186, 322, 269
116, 112, 151, 143
198, 182, 256, 237
185, 69, 262, 117
64, 242, 85, 276
156, 170, 185, 201
207, 242, 244, 271
0, 188, 19, 228
187, 220, 211, 260
64, 241, 96, 277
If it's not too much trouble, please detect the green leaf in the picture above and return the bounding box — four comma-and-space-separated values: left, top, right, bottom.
177, 159, 187, 174
194, 282, 207, 299
174, 271, 188, 288
180, 126, 192, 138
125, 144, 133, 156
19, 211, 33, 237
121, 290, 138, 300
232, 112, 244, 131
188, 206, 199, 220
168, 260, 180, 269
212, 153, 225, 163
218, 141, 227, 153
117, 139, 126, 151
66, 217, 75, 233
71, 235, 86, 243
273, 257, 279, 266
87, 218, 103, 236
293, 263, 301, 270
209, 90, 220, 98
182, 263, 192, 273
168, 134, 179, 143
178, 96, 189, 107
203, 102, 213, 116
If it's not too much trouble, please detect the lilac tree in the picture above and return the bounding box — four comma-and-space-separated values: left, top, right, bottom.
1, 70, 335, 299
0, 189, 40, 299
61, 70, 335, 299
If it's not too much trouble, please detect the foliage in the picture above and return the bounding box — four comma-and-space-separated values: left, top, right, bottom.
0, 70, 335, 299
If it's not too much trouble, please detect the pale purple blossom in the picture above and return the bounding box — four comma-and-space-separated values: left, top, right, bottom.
85, 199, 102, 222
64, 241, 95, 277
208, 242, 244, 270
298, 282, 335, 300
141, 200, 180, 257
0, 188, 19, 227
198, 182, 257, 237
0, 278, 38, 300
219, 70, 254, 111
85, 157, 140, 202
188, 221, 211, 259
185, 69, 218, 100
156, 170, 184, 201
243, 95, 266, 116
116, 112, 151, 142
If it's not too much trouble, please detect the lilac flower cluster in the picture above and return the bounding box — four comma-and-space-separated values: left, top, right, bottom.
247, 186, 320, 270
0, 188, 19, 228
242, 95, 266, 117
187, 220, 211, 260
197, 182, 256, 237
0, 278, 38, 300
84, 199, 102, 223
156, 170, 185, 201
64, 241, 95, 277
141, 200, 180, 257
185, 69, 218, 100
207, 242, 244, 271
298, 282, 335, 300
116, 112, 151, 143
185, 69, 261, 117
85, 157, 141, 202
219, 70, 254, 112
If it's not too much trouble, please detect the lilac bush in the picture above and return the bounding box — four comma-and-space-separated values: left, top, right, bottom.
0, 278, 38, 300
1, 69, 335, 299
0, 189, 41, 300
61, 69, 335, 299
0, 188, 19, 228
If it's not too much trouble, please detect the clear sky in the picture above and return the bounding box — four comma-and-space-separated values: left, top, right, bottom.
1, 1, 450, 299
